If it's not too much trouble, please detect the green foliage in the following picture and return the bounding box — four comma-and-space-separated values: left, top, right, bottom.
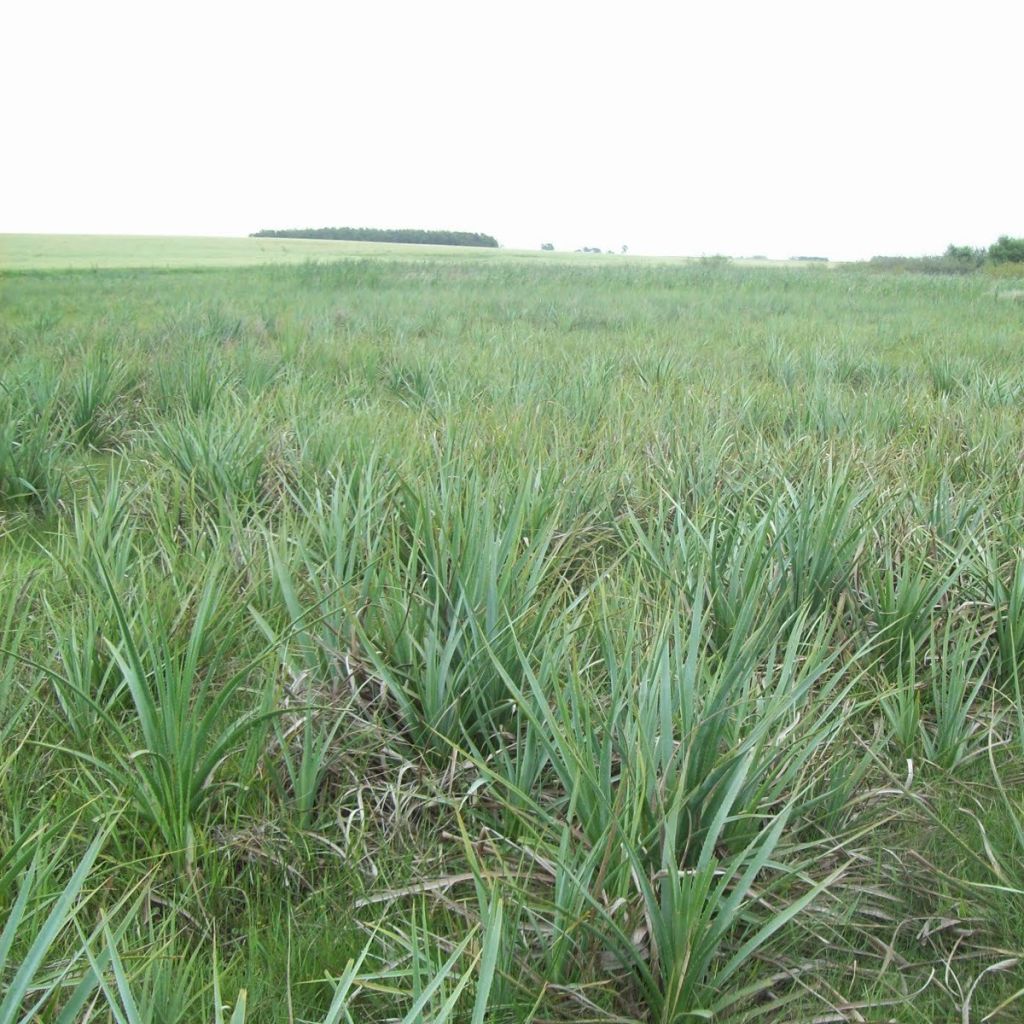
45, 560, 279, 868
2, 254, 1024, 1022
866, 236, 1024, 273
944, 243, 987, 266
0, 375, 65, 512
988, 235, 1024, 264
0, 828, 113, 1024
250, 226, 500, 247
867, 252, 982, 275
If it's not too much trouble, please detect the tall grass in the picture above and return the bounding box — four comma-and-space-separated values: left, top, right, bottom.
2, 255, 1023, 1020
0, 375, 65, 512
43, 560, 277, 869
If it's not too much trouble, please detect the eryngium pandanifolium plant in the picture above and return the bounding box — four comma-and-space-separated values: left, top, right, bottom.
2, 253, 1023, 1022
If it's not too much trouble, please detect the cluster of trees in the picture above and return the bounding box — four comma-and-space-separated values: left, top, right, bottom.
251, 227, 499, 247
988, 235, 1024, 263
868, 236, 1024, 274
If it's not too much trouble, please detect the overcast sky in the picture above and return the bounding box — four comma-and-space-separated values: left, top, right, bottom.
3, 1, 1022, 260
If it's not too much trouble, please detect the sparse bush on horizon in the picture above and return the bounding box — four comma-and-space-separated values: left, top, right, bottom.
866, 234, 1024, 274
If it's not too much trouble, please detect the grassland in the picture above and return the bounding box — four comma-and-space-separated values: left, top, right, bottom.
1, 253, 1023, 1022
0, 233, 823, 272
0, 233, 547, 270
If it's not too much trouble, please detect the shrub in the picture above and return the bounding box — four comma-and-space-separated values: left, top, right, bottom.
989, 235, 1024, 264
866, 254, 980, 275
944, 244, 987, 268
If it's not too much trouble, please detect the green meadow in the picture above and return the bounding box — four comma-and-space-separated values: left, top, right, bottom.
1, 250, 1023, 1022
0, 233, 547, 270
0, 234, 816, 272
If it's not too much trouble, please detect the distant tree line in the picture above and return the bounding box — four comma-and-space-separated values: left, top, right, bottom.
251, 227, 499, 248
868, 236, 1024, 274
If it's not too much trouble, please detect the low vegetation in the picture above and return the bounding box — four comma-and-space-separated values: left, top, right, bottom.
1, 255, 1023, 1021
869, 236, 1024, 275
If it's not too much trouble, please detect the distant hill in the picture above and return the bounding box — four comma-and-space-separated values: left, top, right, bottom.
250, 227, 499, 247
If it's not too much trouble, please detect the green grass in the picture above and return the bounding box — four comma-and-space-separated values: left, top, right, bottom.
1, 253, 1023, 1021
0, 233, 830, 271
0, 233, 570, 271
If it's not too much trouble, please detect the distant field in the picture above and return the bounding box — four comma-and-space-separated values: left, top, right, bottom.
0, 232, 824, 270
0, 232, 542, 270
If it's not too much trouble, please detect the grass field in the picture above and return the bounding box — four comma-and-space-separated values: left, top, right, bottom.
0, 233, 550, 270
0, 233, 824, 271
2, 251, 1023, 1022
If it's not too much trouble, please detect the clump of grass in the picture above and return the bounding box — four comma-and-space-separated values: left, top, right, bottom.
355, 470, 572, 764
63, 348, 133, 449
0, 376, 65, 512
0, 827, 113, 1024
45, 559, 277, 870
152, 407, 269, 511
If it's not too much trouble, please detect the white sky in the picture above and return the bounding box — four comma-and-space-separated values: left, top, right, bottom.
3, 0, 1022, 260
